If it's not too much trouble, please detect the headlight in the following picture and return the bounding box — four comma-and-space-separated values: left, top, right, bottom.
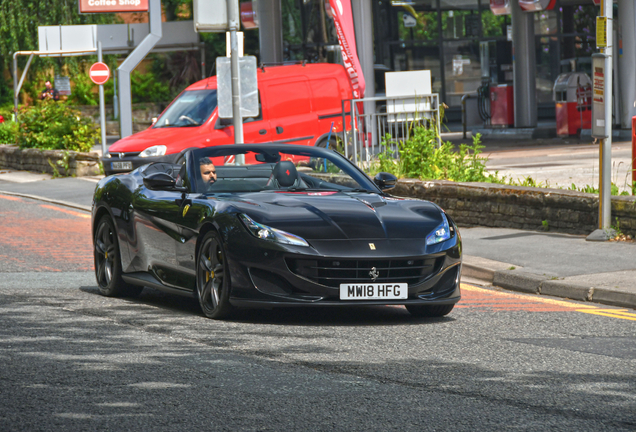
426, 213, 451, 245
239, 214, 309, 247
103, 153, 112, 158
139, 145, 167, 158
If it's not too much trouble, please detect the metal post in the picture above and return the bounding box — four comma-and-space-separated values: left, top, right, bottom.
257, 0, 283, 64
117, 0, 162, 138
113, 71, 119, 120
13, 55, 18, 121
200, 42, 206, 78
13, 53, 35, 121
588, 0, 615, 241
227, 0, 243, 145
98, 42, 107, 157
617, 0, 636, 129
511, 0, 537, 128
600, 0, 614, 231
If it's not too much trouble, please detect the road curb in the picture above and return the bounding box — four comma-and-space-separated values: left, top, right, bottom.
0, 190, 91, 213
462, 255, 636, 310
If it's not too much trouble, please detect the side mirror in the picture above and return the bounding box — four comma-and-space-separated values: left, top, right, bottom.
373, 172, 398, 191
143, 172, 177, 190
215, 117, 232, 130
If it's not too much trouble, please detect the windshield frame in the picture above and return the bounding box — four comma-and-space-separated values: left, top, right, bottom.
186, 144, 381, 195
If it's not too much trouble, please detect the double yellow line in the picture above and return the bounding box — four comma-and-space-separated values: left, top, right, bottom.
461, 284, 636, 322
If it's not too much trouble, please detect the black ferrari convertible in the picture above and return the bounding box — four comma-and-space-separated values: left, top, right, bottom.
92, 144, 461, 319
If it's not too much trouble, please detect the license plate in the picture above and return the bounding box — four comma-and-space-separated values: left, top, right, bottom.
340, 283, 408, 300
111, 161, 132, 170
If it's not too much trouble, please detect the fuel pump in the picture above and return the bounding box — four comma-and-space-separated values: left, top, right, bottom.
478, 40, 513, 127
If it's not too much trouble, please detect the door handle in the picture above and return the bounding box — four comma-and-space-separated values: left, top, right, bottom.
259, 129, 267, 135
276, 126, 284, 134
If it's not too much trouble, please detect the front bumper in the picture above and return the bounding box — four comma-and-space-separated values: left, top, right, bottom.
223, 231, 462, 309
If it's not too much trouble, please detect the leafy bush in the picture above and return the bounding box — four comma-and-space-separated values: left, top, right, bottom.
0, 120, 18, 144
373, 124, 498, 183
69, 73, 99, 106
16, 102, 99, 152
131, 71, 171, 103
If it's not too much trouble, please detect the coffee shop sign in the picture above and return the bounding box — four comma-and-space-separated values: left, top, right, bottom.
79, 0, 149, 13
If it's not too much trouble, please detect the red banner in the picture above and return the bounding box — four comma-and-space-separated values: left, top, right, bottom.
328, 0, 365, 99
79, 0, 149, 14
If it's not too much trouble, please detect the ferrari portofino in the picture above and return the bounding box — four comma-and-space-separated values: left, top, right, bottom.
92, 144, 461, 319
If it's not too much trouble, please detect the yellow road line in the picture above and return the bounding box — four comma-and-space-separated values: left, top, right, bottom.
460, 283, 597, 309
461, 283, 636, 321
576, 309, 636, 321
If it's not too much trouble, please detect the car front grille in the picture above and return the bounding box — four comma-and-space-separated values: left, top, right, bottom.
286, 257, 441, 288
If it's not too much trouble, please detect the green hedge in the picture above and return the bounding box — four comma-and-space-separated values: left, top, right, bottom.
12, 102, 99, 152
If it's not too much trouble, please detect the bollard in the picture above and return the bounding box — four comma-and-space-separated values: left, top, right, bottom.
461, 93, 475, 139
632, 116, 636, 189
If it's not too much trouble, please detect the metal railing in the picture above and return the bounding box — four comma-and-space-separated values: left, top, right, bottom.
340, 94, 440, 170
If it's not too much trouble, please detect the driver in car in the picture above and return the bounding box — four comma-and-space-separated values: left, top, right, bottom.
200, 157, 217, 188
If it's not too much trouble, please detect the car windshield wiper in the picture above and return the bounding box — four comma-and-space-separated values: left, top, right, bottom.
286, 187, 339, 192
345, 188, 375, 193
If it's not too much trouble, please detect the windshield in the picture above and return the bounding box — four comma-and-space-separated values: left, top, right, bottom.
190, 146, 379, 194
154, 90, 217, 128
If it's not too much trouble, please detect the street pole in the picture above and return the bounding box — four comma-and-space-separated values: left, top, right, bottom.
227, 0, 243, 149
588, 0, 614, 241
599, 0, 613, 232
227, 0, 244, 164
98, 42, 107, 157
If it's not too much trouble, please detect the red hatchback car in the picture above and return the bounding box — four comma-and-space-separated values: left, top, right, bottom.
102, 63, 354, 175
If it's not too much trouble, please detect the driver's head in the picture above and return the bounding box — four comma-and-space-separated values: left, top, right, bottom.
199, 157, 217, 185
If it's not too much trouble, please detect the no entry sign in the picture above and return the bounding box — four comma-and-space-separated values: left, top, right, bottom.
89, 62, 110, 85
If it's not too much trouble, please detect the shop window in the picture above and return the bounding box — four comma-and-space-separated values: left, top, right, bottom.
390, 0, 438, 42
561, 35, 595, 74
480, 9, 510, 38
442, 40, 480, 107
441, 10, 480, 39
535, 36, 560, 104
397, 10, 439, 42
534, 10, 558, 35
388, 44, 442, 94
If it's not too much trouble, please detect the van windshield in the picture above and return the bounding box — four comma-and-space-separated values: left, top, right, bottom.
154, 90, 217, 128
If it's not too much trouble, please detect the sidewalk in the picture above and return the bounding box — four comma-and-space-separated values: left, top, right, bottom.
1, 167, 635, 310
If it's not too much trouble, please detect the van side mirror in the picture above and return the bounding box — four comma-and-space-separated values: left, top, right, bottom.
215, 118, 233, 129
373, 172, 397, 191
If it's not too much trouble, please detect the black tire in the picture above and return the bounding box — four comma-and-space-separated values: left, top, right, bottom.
406, 304, 454, 318
196, 230, 233, 319
94, 216, 143, 297
316, 136, 337, 149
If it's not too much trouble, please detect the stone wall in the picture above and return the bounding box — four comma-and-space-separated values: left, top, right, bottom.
77, 103, 164, 136
0, 145, 100, 177
393, 179, 636, 237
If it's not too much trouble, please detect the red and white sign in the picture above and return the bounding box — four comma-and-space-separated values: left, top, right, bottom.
519, 0, 557, 12
490, 0, 510, 16
240, 2, 259, 29
89, 62, 110, 85
327, 0, 365, 99
79, 0, 149, 14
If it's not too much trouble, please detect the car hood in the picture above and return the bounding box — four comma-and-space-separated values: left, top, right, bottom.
228, 192, 443, 240
108, 126, 205, 153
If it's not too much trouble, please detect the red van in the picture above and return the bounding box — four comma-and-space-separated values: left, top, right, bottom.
102, 63, 354, 175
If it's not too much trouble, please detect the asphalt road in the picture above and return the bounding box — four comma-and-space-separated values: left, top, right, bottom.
1, 195, 635, 431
